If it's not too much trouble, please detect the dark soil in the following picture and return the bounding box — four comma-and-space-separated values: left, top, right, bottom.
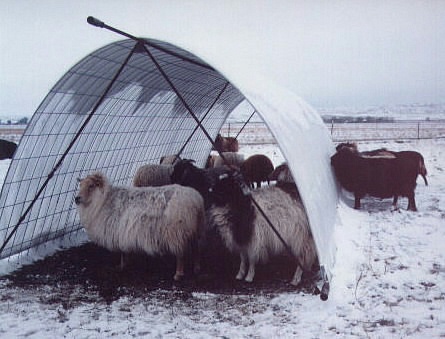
0, 234, 320, 308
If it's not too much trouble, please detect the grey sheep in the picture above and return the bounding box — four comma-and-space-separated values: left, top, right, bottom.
133, 164, 173, 187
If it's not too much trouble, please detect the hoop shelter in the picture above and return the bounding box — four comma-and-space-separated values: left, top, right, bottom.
0, 37, 339, 284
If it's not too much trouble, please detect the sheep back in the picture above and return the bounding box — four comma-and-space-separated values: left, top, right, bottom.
133, 164, 173, 187
241, 154, 274, 188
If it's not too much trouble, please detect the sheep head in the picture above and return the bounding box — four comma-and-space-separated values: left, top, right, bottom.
211, 170, 251, 206
170, 159, 196, 185
75, 172, 108, 207
335, 142, 358, 153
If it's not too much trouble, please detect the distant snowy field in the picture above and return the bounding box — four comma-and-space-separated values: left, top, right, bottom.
0, 133, 444, 337
227, 101, 445, 123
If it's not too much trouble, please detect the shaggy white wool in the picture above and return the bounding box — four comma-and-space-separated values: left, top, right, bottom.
76, 173, 205, 279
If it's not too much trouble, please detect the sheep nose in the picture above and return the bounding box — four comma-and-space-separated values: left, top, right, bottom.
75, 196, 81, 205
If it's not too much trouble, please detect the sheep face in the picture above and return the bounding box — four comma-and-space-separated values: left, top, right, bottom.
213, 134, 239, 153
75, 173, 107, 208
335, 142, 358, 153
170, 159, 193, 181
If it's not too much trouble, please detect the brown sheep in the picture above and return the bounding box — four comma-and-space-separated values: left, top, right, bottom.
213, 133, 239, 153
241, 154, 274, 189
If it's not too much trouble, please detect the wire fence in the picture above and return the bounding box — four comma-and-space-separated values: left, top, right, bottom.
0, 125, 26, 144
221, 120, 445, 144
2, 119, 445, 147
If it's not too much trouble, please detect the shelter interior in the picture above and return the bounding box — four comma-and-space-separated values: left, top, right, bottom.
0, 38, 264, 260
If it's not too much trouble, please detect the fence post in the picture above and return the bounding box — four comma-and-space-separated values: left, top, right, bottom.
417, 122, 420, 139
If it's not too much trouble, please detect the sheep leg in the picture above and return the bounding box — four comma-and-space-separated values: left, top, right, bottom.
236, 252, 248, 280
407, 192, 417, 212
392, 195, 399, 211
118, 253, 129, 271
192, 239, 201, 275
354, 194, 361, 209
174, 255, 185, 281
120, 253, 125, 270
244, 256, 256, 283
290, 265, 303, 286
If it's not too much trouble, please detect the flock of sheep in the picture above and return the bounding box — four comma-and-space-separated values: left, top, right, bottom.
75, 132, 428, 286
75, 134, 318, 285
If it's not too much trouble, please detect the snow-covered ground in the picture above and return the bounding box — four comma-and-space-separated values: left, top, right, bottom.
0, 137, 444, 338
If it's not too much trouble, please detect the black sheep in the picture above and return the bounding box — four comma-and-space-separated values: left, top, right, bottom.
170, 159, 232, 209
331, 145, 421, 211
0, 139, 17, 160
360, 148, 428, 186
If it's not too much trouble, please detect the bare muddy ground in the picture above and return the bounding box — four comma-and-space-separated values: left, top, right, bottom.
0, 234, 320, 309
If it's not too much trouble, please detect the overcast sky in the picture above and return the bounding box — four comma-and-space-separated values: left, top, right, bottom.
1, 0, 444, 117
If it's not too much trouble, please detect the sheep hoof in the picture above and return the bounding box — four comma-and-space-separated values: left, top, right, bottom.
244, 276, 254, 283
235, 274, 244, 281
290, 279, 301, 287
173, 273, 184, 281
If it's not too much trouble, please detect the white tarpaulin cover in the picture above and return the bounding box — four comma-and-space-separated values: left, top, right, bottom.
0, 38, 338, 279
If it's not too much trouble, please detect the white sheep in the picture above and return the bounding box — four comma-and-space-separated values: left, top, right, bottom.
75, 172, 205, 281
133, 164, 173, 187
207, 173, 317, 286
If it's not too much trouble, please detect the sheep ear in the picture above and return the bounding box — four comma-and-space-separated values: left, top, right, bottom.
90, 173, 105, 188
